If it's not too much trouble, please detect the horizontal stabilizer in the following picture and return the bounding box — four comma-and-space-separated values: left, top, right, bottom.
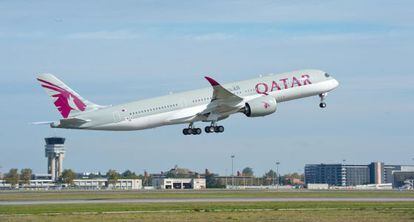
30, 121, 56, 125
55, 117, 91, 128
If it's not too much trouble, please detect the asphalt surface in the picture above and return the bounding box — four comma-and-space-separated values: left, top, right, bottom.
1, 197, 414, 205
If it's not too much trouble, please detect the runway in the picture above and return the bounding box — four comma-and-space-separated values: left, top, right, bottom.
1, 197, 414, 205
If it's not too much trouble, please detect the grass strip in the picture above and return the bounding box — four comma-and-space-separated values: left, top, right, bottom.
1, 190, 414, 201
0, 201, 413, 215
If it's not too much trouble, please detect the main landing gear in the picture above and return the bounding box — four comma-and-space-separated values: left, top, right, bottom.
182, 122, 225, 135
183, 123, 202, 135
319, 93, 327, 108
204, 121, 224, 134
205, 125, 224, 133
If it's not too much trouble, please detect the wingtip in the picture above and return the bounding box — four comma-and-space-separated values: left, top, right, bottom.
204, 76, 220, 86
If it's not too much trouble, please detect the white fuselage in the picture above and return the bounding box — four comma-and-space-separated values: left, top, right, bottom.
52, 69, 339, 131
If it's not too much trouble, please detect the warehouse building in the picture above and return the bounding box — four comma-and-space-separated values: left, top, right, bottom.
73, 178, 142, 190
385, 165, 414, 185
0, 178, 142, 190
392, 171, 414, 189
152, 178, 206, 190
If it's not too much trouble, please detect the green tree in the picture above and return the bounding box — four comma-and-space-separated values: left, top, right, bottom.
121, 170, 139, 179
88, 172, 104, 179
20, 168, 32, 185
106, 169, 120, 187
164, 171, 178, 178
5, 168, 19, 188
263, 169, 277, 185
60, 169, 76, 185
205, 173, 225, 188
264, 169, 276, 178
242, 167, 254, 177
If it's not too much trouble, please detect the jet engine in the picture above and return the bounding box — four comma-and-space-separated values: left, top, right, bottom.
243, 95, 277, 117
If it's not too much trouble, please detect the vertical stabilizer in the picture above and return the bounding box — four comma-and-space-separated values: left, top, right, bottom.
37, 74, 102, 118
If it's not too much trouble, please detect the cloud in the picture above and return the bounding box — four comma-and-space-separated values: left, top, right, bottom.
0, 31, 47, 39
187, 32, 234, 41
288, 33, 379, 42
66, 30, 141, 40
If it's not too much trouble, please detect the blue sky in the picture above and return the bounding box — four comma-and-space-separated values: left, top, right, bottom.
0, 1, 413, 176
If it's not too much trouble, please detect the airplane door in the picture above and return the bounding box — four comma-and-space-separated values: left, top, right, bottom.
113, 112, 121, 123
180, 98, 187, 108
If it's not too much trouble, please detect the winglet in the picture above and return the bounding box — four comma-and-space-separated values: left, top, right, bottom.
204, 76, 243, 102
204, 76, 220, 86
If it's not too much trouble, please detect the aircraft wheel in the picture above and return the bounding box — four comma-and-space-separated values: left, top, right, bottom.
205, 126, 211, 133
195, 128, 202, 135
214, 126, 224, 133
319, 102, 327, 108
183, 128, 189, 135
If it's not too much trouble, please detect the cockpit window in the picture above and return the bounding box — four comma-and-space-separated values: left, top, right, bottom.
324, 73, 330, 77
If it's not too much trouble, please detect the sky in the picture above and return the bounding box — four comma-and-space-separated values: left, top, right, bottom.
0, 0, 413, 176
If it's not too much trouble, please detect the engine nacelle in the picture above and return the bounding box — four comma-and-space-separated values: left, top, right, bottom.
244, 95, 277, 117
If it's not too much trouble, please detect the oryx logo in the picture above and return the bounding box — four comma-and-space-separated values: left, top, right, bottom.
263, 102, 270, 109
37, 78, 86, 118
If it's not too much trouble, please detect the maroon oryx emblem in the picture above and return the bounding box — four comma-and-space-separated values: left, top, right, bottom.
263, 102, 270, 109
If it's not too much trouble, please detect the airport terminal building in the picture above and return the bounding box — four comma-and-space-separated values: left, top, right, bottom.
305, 162, 414, 187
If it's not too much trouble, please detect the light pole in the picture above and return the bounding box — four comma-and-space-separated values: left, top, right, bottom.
276, 162, 280, 188
231, 155, 235, 188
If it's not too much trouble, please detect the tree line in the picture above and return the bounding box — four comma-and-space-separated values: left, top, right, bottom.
2, 168, 33, 187
1, 168, 151, 188
205, 167, 304, 188
2, 167, 303, 188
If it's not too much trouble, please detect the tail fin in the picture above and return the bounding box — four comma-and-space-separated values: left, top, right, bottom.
37, 73, 102, 118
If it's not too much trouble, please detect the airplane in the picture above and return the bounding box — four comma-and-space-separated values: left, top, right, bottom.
36, 69, 339, 135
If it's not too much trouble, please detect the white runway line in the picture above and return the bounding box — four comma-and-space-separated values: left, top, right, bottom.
1, 197, 414, 205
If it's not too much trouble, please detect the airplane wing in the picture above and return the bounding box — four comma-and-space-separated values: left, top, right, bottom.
166, 76, 245, 123
201, 76, 244, 121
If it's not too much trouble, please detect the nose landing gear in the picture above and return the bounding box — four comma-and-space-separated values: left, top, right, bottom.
319, 93, 327, 108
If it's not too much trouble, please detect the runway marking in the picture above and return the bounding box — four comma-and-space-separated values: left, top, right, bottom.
1, 197, 414, 205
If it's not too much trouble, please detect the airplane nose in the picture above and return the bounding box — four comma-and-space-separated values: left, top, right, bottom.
332, 79, 339, 88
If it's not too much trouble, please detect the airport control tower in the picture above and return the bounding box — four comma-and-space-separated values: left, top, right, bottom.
44, 137, 66, 181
